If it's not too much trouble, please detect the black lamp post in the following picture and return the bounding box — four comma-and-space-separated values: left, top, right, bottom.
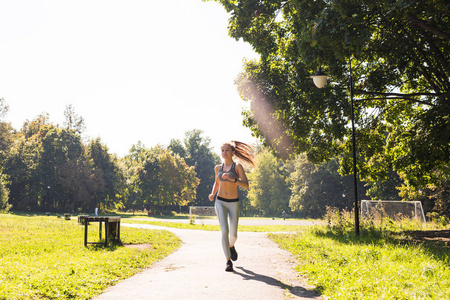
311, 61, 360, 236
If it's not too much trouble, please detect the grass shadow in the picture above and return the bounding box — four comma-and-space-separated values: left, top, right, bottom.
85, 240, 125, 251
234, 266, 320, 298
311, 226, 450, 265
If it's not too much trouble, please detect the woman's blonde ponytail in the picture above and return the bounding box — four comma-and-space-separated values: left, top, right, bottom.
223, 141, 255, 167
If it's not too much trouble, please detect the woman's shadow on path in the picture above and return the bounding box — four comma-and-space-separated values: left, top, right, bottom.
234, 267, 320, 298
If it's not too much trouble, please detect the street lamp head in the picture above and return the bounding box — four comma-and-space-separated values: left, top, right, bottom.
311, 67, 329, 88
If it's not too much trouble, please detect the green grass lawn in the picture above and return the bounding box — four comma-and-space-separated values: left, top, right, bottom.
2, 212, 450, 299
0, 213, 181, 300
271, 226, 450, 299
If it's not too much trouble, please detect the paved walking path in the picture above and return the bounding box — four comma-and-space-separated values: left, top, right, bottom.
94, 221, 321, 300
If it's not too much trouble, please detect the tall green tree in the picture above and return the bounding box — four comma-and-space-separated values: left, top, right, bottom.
155, 148, 199, 209
364, 170, 403, 201
248, 150, 290, 216
56, 157, 103, 212
168, 138, 187, 158
0, 98, 14, 211
427, 173, 450, 218
4, 115, 103, 212
0, 121, 14, 171
170, 130, 220, 206
121, 142, 159, 211
38, 126, 86, 210
0, 174, 9, 211
289, 154, 365, 218
0, 99, 12, 156
122, 143, 199, 213
86, 138, 124, 211
4, 116, 48, 211
184, 130, 220, 206
212, 0, 449, 189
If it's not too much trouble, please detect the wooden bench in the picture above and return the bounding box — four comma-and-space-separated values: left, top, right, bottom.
80, 216, 121, 247
78, 215, 89, 224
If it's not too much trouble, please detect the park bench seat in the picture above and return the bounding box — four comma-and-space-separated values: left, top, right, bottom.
79, 216, 121, 247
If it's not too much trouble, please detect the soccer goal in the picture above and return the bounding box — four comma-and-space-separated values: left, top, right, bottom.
360, 200, 426, 223
189, 206, 216, 218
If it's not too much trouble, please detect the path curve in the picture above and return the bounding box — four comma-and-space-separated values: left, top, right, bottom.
94, 223, 321, 300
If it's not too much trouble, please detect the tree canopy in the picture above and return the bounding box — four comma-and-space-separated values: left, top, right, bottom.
212, 0, 449, 188
169, 130, 220, 206
121, 142, 199, 213
289, 154, 365, 218
248, 150, 291, 216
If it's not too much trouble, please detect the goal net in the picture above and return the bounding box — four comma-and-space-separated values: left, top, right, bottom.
361, 200, 426, 223
189, 206, 216, 218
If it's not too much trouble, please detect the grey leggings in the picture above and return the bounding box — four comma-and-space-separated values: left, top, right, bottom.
215, 198, 240, 259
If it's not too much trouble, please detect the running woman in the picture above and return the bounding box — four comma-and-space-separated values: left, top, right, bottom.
208, 141, 255, 272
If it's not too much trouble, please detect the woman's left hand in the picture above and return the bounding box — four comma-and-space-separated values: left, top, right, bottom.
222, 173, 237, 182
222, 173, 231, 181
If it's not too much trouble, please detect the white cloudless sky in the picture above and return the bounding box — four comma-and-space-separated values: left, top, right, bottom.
0, 0, 259, 157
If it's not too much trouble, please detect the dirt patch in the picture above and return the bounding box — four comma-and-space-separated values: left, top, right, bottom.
124, 243, 152, 250
403, 229, 450, 248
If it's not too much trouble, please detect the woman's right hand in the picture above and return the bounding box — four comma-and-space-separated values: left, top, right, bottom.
208, 194, 214, 201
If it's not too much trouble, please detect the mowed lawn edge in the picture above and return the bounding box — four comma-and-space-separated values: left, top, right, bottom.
0, 214, 181, 300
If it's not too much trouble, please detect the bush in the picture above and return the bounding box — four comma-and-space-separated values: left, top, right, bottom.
324, 206, 354, 234
427, 211, 449, 227
324, 206, 450, 239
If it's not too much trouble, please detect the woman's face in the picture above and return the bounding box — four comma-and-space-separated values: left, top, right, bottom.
221, 145, 234, 160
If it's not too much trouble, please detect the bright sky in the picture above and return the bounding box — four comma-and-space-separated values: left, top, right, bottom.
0, 0, 259, 157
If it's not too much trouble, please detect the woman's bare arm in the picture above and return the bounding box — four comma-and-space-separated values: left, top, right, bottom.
208, 165, 220, 201
235, 163, 249, 190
